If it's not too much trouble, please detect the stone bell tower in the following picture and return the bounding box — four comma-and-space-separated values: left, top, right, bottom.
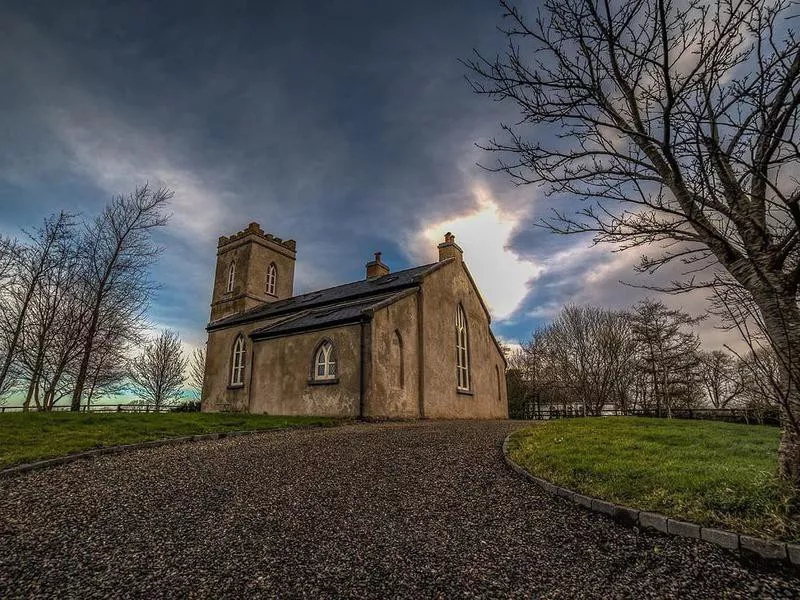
210, 222, 297, 322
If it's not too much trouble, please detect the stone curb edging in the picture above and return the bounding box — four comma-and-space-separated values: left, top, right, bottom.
502, 431, 800, 568
0, 426, 328, 479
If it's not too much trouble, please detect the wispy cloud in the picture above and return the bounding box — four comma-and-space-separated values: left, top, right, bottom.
48, 103, 232, 239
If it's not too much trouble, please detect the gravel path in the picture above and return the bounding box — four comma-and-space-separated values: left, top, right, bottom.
1, 421, 798, 599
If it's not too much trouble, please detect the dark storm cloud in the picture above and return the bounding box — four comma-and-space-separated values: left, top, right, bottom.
0, 0, 738, 349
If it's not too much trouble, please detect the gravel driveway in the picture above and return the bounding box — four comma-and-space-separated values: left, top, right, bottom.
1, 420, 798, 599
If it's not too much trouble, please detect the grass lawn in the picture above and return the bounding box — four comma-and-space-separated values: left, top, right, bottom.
0, 412, 342, 470
508, 417, 799, 543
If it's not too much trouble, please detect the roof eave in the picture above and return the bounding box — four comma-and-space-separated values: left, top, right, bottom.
249, 314, 370, 341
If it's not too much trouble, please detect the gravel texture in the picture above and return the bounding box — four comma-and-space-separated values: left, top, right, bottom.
1, 420, 798, 599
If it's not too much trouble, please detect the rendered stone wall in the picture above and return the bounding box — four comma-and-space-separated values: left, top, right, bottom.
248, 324, 363, 417
368, 292, 420, 418
419, 260, 508, 419
201, 316, 278, 412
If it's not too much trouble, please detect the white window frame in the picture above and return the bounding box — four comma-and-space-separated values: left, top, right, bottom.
313, 341, 337, 381
456, 305, 471, 391
230, 336, 246, 386
227, 262, 236, 293
266, 263, 277, 296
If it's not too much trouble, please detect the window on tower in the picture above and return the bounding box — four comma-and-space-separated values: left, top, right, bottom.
227, 262, 236, 293
267, 263, 277, 296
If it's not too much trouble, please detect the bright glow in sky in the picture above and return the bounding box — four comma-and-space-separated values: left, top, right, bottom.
411, 185, 542, 321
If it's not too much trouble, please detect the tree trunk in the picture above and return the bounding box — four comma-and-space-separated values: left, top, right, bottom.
753, 289, 800, 498
780, 420, 800, 496
0, 283, 36, 392
70, 302, 101, 411
22, 368, 40, 412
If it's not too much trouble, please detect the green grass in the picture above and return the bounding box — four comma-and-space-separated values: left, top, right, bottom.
508, 417, 799, 542
0, 412, 342, 470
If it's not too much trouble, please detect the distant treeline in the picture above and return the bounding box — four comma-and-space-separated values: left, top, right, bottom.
506, 300, 781, 422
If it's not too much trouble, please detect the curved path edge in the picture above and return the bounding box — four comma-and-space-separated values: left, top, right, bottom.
502, 431, 800, 568
0, 422, 340, 479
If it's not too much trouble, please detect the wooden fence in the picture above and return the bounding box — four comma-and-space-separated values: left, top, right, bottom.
0, 403, 176, 414
514, 403, 781, 426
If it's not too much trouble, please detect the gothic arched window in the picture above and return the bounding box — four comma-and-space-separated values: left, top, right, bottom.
266, 263, 277, 295
456, 304, 470, 391
313, 340, 337, 381
227, 262, 236, 293
230, 335, 246, 386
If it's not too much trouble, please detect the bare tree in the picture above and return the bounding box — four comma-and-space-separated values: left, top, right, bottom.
628, 299, 703, 416
128, 329, 187, 409
17, 225, 83, 411
738, 348, 784, 420
541, 304, 637, 415
70, 185, 172, 411
0, 236, 17, 294
699, 349, 744, 408
187, 346, 206, 402
0, 213, 74, 396
468, 0, 800, 489
0, 236, 19, 399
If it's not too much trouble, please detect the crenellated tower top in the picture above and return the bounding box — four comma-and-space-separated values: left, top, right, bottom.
210, 223, 297, 322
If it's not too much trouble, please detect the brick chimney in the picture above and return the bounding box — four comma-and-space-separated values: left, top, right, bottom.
366, 252, 390, 279
437, 232, 463, 263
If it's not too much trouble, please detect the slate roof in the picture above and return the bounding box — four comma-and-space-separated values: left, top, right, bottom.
250, 293, 401, 340
207, 262, 441, 333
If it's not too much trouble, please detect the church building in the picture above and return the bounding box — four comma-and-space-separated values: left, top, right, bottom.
201, 222, 508, 419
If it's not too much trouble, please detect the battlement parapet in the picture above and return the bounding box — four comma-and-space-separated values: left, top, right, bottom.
218, 222, 296, 252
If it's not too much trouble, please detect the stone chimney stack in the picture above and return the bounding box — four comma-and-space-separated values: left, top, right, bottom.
365, 252, 390, 279
437, 232, 463, 263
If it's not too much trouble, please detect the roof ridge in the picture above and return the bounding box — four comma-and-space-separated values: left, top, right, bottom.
285, 262, 437, 303
308, 292, 396, 313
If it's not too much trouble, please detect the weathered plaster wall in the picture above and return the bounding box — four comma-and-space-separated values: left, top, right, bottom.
202, 316, 278, 412
368, 292, 420, 418
420, 260, 508, 419
249, 325, 363, 417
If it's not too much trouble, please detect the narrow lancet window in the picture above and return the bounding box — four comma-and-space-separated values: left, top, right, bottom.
266, 263, 277, 295
227, 262, 236, 293
456, 305, 470, 391
230, 335, 246, 386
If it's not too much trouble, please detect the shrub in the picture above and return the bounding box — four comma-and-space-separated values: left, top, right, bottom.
171, 399, 201, 413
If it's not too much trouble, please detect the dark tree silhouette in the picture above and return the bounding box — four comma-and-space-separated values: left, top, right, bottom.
70, 185, 172, 411
188, 346, 206, 402
128, 329, 187, 409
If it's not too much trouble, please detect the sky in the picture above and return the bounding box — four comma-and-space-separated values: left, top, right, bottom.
0, 0, 741, 356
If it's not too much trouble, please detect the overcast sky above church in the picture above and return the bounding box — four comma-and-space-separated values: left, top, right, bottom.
0, 0, 735, 352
